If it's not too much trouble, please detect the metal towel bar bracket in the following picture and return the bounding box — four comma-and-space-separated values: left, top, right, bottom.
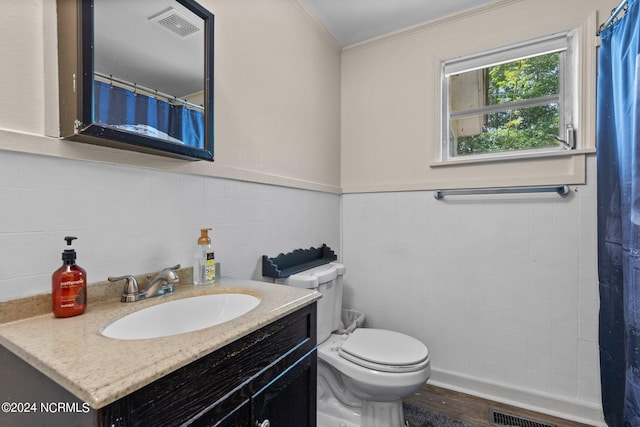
433, 185, 570, 200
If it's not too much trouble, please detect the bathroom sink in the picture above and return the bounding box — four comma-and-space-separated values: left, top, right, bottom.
101, 293, 260, 340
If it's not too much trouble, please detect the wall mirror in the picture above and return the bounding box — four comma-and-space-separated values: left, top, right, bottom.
57, 0, 214, 161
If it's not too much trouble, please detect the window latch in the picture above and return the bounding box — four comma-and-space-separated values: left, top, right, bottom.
555, 125, 575, 150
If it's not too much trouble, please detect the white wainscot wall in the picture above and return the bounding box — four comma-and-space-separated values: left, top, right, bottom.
341, 155, 603, 426
0, 150, 340, 302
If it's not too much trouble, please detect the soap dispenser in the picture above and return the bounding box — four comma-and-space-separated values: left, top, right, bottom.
194, 228, 216, 285
51, 236, 87, 318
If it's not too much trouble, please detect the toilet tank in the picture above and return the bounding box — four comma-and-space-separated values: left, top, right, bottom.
276, 262, 345, 343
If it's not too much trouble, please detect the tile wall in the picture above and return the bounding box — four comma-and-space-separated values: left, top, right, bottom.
0, 148, 602, 423
341, 155, 601, 423
0, 150, 341, 301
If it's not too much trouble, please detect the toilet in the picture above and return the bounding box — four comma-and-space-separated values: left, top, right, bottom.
277, 262, 430, 427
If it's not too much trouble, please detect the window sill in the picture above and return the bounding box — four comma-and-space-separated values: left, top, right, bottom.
429, 147, 595, 168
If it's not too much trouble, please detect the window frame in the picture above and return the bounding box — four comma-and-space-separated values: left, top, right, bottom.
439, 30, 578, 163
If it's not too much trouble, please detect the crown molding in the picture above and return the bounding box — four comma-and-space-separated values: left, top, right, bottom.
343, 0, 523, 54
288, 0, 342, 52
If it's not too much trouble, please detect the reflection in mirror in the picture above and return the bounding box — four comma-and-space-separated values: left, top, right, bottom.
57, 0, 214, 161
94, 0, 205, 149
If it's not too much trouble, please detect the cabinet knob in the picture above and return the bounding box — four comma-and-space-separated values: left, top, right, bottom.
257, 420, 270, 427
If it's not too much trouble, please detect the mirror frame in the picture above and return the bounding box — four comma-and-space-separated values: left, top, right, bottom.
57, 0, 215, 161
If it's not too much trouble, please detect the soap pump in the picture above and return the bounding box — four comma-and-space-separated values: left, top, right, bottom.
194, 228, 215, 285
51, 236, 87, 318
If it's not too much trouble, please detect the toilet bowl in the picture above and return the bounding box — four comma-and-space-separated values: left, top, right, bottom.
317, 331, 430, 427
277, 262, 430, 427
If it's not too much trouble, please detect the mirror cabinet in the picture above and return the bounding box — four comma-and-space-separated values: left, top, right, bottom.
57, 0, 214, 161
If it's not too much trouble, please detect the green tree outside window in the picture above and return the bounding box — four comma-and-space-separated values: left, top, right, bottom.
452, 53, 560, 156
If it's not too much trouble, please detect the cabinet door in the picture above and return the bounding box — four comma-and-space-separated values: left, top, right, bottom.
188, 398, 251, 427
252, 350, 317, 427
214, 400, 251, 427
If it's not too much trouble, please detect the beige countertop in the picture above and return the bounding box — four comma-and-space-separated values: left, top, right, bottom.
0, 275, 320, 409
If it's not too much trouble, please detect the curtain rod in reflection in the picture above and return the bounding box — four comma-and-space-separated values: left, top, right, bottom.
433, 185, 571, 200
598, 0, 628, 35
94, 72, 204, 111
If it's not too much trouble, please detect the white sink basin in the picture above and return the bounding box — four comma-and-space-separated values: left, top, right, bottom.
102, 293, 260, 340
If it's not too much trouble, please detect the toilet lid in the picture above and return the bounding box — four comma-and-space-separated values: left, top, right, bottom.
338, 329, 429, 373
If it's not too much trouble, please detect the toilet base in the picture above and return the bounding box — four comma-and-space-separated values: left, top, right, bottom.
361, 400, 405, 427
317, 395, 407, 427
317, 396, 359, 427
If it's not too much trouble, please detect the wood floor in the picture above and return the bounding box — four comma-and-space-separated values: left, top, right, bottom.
404, 384, 595, 427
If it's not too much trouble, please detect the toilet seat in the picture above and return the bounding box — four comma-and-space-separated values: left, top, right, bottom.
338, 329, 429, 373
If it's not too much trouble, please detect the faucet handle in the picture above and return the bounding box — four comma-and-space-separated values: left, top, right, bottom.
162, 264, 180, 272
108, 275, 140, 302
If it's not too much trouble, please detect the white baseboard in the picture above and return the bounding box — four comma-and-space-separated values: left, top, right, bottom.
429, 368, 606, 426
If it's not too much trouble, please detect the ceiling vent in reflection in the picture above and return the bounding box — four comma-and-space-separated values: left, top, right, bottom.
149, 8, 200, 38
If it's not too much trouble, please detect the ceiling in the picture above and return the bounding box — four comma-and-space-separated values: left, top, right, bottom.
93, 0, 494, 98
301, 0, 493, 47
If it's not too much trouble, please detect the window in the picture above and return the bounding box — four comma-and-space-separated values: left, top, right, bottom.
440, 31, 577, 162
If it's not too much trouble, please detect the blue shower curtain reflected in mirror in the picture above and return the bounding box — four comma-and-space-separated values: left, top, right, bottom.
597, 0, 640, 425
93, 80, 204, 149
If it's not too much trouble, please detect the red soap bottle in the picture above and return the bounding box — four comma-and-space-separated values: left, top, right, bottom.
52, 236, 87, 318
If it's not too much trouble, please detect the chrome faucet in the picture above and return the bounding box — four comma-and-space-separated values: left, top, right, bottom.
109, 264, 180, 302
145, 265, 180, 298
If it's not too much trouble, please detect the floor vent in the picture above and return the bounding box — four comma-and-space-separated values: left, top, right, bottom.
489, 409, 556, 427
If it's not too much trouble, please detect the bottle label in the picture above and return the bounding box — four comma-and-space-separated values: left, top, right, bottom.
75, 287, 87, 305
57, 289, 84, 307
60, 279, 84, 288
205, 251, 216, 283
53, 273, 87, 317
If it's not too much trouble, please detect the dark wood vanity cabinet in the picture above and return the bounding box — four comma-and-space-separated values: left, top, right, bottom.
0, 303, 316, 427
209, 349, 315, 427
103, 302, 317, 427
